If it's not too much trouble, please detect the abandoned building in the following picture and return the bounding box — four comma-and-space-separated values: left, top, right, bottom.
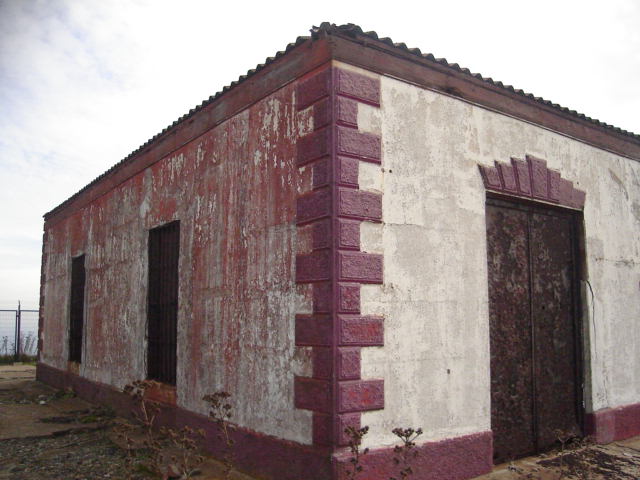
37, 23, 640, 480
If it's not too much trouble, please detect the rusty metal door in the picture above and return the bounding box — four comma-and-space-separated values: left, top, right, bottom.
486, 197, 582, 463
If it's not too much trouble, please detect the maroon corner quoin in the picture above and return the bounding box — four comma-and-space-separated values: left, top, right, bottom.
585, 403, 640, 444
294, 66, 385, 450
478, 154, 586, 210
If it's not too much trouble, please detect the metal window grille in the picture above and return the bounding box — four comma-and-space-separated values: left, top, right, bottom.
147, 221, 179, 385
68, 254, 86, 363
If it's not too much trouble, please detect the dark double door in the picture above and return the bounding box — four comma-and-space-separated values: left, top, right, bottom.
486, 198, 582, 463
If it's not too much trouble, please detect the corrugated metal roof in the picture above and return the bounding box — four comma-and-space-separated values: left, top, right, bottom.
317, 22, 639, 140
45, 22, 639, 218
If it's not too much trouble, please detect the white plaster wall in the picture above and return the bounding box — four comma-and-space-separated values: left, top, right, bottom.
355, 72, 640, 449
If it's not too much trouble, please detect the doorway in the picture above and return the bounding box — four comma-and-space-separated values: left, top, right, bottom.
486, 196, 583, 463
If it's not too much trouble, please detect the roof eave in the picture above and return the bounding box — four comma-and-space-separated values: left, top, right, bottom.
45, 24, 640, 226
324, 27, 640, 160
43, 32, 333, 225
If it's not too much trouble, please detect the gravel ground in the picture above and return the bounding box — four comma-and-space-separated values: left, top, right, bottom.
1, 429, 138, 480
0, 368, 146, 480
0, 365, 249, 480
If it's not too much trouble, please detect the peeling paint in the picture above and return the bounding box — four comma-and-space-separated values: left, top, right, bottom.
40, 82, 313, 444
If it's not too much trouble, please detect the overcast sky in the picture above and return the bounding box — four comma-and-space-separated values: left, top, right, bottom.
0, 0, 639, 310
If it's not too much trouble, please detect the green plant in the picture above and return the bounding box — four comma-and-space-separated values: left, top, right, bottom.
344, 425, 370, 479
390, 427, 423, 480
203, 391, 235, 479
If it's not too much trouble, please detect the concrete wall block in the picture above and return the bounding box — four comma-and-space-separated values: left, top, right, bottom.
548, 169, 561, 202
337, 219, 360, 250
337, 379, 384, 413
312, 158, 330, 188
338, 251, 383, 283
336, 97, 358, 128
312, 219, 332, 249
296, 223, 315, 255
295, 314, 332, 346
312, 281, 332, 313
337, 315, 384, 346
336, 412, 362, 446
336, 68, 381, 106
337, 282, 361, 313
337, 347, 361, 380
313, 346, 333, 379
297, 127, 331, 166
496, 161, 517, 192
296, 249, 331, 283
336, 126, 381, 163
338, 188, 382, 221
478, 164, 502, 190
558, 178, 574, 206
337, 156, 360, 187
294, 376, 331, 413
296, 189, 331, 224
296, 68, 331, 110
528, 154, 549, 199
312, 412, 333, 446
512, 157, 532, 195
313, 98, 332, 130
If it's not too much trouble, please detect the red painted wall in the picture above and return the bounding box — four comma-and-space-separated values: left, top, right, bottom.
40, 81, 317, 443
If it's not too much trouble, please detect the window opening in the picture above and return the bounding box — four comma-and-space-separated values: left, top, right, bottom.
69, 254, 86, 363
147, 221, 180, 385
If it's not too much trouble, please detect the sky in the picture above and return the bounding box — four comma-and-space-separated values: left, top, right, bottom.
0, 0, 639, 310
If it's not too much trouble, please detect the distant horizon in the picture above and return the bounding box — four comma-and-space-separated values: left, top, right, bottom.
0, 301, 40, 311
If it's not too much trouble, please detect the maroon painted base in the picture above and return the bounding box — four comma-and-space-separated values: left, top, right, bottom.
37, 362, 492, 480
36, 363, 332, 480
334, 431, 493, 480
586, 403, 640, 444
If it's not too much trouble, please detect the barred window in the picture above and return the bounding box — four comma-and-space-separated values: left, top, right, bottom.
147, 221, 179, 385
68, 254, 86, 363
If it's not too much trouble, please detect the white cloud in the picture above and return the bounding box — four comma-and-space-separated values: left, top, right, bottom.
0, 0, 638, 307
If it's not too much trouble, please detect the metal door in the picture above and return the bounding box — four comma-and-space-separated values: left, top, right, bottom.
486, 197, 582, 463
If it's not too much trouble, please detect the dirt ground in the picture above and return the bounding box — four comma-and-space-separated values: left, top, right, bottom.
1, 364, 639, 479
476, 438, 640, 480
0, 364, 253, 480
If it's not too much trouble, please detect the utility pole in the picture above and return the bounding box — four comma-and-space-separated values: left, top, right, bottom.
15, 301, 21, 361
